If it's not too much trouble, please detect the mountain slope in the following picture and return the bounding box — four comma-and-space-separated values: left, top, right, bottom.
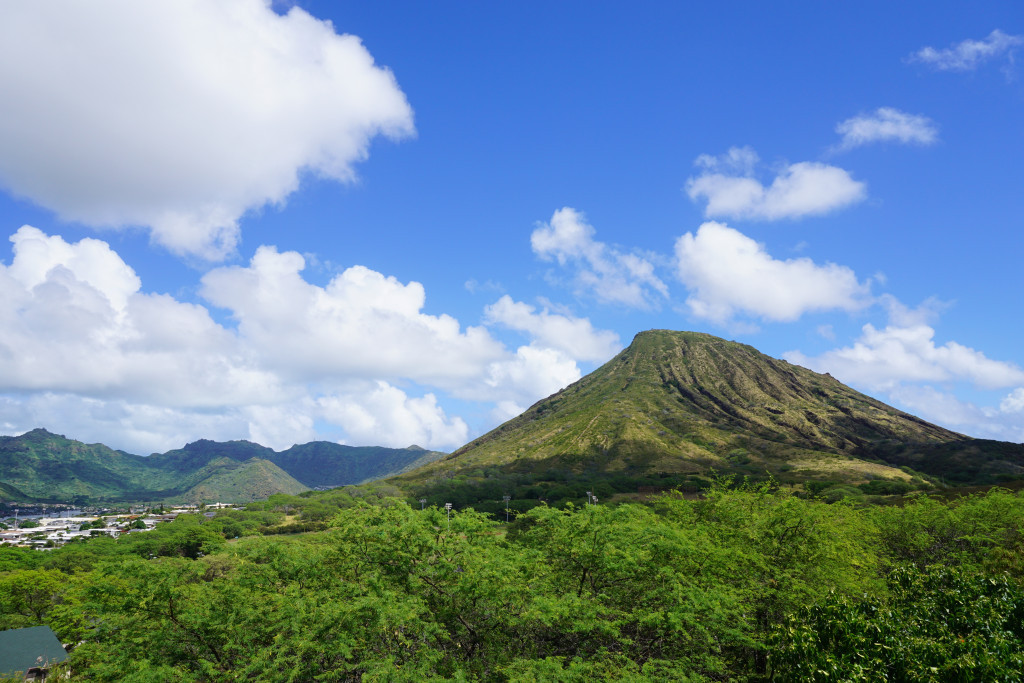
147, 439, 277, 473
174, 457, 310, 504
396, 330, 1024, 488
0, 430, 309, 504
0, 430, 448, 504
274, 442, 447, 488
152, 438, 448, 488
0, 429, 164, 502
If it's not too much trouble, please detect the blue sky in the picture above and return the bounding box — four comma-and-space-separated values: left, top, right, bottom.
0, 1, 1021, 454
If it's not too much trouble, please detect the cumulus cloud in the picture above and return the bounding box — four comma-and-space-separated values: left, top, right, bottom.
474, 345, 583, 416
531, 208, 668, 308
910, 29, 1023, 72
484, 295, 621, 362
0, 393, 259, 455
0, 226, 592, 453
674, 221, 871, 323
1000, 388, 1024, 414
317, 383, 468, 449
786, 322, 1024, 392
835, 108, 939, 150
243, 403, 317, 452
199, 247, 509, 388
0, 226, 282, 406
881, 385, 1024, 443
0, 1, 414, 258
686, 148, 866, 221
200, 246, 593, 409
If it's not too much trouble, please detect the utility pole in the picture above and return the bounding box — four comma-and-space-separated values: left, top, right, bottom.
419, 498, 427, 510
445, 502, 452, 530
502, 495, 511, 523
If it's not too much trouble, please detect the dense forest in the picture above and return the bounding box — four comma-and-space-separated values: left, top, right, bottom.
2, 481, 1023, 681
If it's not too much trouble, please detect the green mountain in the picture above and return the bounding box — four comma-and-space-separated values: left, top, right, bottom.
147, 439, 278, 473
0, 429, 447, 504
149, 438, 445, 489
0, 428, 159, 503
174, 457, 309, 504
396, 330, 1024, 491
273, 442, 445, 488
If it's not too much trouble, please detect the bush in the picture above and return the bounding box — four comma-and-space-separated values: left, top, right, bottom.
770, 565, 1024, 681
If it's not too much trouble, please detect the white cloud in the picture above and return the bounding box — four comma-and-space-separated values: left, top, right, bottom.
784, 299, 1024, 444
0, 226, 592, 453
484, 295, 621, 362
882, 385, 1024, 444
686, 148, 866, 220
243, 404, 316, 452
0, 226, 282, 406
0, 1, 413, 258
474, 345, 583, 416
199, 245, 587, 412
6, 226, 141, 312
674, 221, 871, 323
1000, 388, 1024, 414
317, 383, 468, 450
910, 29, 1023, 72
0, 393, 256, 455
835, 108, 939, 150
786, 323, 1024, 392
490, 400, 527, 425
694, 146, 759, 175
879, 294, 949, 328
199, 247, 508, 388
531, 207, 668, 308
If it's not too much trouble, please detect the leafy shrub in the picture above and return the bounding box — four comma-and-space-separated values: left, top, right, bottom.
770, 565, 1024, 681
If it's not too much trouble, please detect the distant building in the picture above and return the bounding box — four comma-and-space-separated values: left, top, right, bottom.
0, 625, 69, 680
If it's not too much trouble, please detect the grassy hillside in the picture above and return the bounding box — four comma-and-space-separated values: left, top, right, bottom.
0, 429, 170, 502
172, 457, 310, 504
395, 330, 1023, 499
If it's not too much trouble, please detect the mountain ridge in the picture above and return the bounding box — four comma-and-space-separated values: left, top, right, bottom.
0, 430, 447, 504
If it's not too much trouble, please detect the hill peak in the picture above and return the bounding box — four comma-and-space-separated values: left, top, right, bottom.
19, 427, 67, 441
395, 329, 1017, 490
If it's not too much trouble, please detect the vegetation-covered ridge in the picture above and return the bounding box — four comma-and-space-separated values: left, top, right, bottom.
394, 329, 1024, 506
2, 482, 1022, 680
0, 429, 446, 504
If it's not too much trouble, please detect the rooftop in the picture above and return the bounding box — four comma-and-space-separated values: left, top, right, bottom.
0, 625, 68, 678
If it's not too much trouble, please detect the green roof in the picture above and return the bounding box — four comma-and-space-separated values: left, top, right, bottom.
0, 626, 68, 677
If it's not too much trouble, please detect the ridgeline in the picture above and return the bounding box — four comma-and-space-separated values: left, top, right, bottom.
0, 430, 445, 505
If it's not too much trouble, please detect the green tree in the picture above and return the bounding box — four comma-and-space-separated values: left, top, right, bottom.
656, 477, 884, 673
871, 489, 1024, 574
770, 565, 1024, 681
0, 568, 65, 624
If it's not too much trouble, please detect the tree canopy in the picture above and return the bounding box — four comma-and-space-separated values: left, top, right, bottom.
1, 484, 1022, 681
